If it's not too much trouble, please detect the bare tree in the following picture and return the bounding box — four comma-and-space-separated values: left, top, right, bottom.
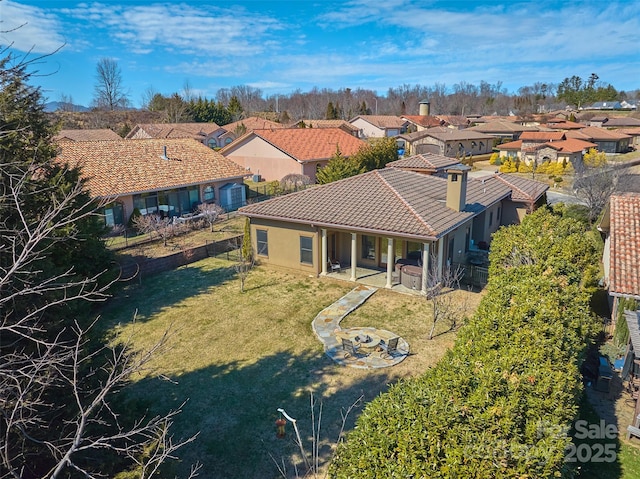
94, 57, 129, 110
133, 214, 173, 246
425, 254, 467, 340
280, 173, 310, 192
573, 156, 618, 222
197, 202, 225, 232
0, 165, 197, 478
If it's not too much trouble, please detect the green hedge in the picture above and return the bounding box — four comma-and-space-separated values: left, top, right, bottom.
329, 208, 600, 478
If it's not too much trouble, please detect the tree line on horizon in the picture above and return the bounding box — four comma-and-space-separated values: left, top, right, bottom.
56, 58, 640, 124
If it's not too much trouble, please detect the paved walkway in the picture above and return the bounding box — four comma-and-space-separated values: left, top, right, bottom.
311, 284, 410, 369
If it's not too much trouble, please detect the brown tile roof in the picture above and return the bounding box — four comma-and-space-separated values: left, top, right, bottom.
484, 174, 549, 203
548, 138, 598, 153
520, 131, 566, 141
386, 153, 459, 172
56, 138, 248, 198
418, 126, 494, 141
292, 119, 360, 132
402, 115, 444, 128
566, 126, 631, 141
350, 115, 408, 129
469, 121, 539, 134
231, 128, 367, 162
55, 129, 123, 141
609, 193, 640, 297
223, 117, 284, 133
602, 117, 640, 127
239, 168, 511, 240
496, 140, 523, 150
126, 122, 222, 140
542, 119, 586, 130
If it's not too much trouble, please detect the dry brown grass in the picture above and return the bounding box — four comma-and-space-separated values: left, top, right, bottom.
100, 258, 483, 478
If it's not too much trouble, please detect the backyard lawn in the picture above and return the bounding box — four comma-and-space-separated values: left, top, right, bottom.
99, 256, 473, 478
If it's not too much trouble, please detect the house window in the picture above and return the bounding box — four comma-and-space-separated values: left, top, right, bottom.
451, 173, 458, 182
203, 186, 215, 202
101, 202, 124, 227
300, 236, 313, 265
489, 211, 494, 226
497, 207, 501, 223
480, 141, 485, 150
361, 235, 375, 260
256, 229, 268, 256
471, 141, 477, 150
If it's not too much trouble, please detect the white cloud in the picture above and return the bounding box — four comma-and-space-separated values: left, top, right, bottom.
0, 1, 66, 53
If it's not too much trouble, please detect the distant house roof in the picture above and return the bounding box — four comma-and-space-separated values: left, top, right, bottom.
587, 101, 622, 110
220, 127, 366, 162
386, 153, 460, 173
496, 140, 522, 150
566, 126, 631, 141
600, 117, 640, 128
402, 115, 445, 128
223, 117, 284, 133
55, 138, 248, 198
290, 119, 360, 133
350, 115, 408, 129
417, 126, 494, 142
485, 173, 549, 203
240, 167, 513, 241
542, 119, 585, 130
520, 131, 566, 142
55, 129, 123, 141
497, 138, 597, 154
469, 120, 539, 134
125, 122, 222, 141
607, 192, 640, 298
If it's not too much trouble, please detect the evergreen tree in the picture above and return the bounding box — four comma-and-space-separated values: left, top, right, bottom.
227, 95, 244, 121
315, 146, 364, 184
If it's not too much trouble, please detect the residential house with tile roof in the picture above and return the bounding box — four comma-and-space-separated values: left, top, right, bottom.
496, 136, 597, 167
55, 129, 123, 141
219, 127, 367, 183
288, 119, 360, 136
238, 166, 547, 291
56, 138, 249, 227
386, 153, 460, 175
565, 126, 632, 153
542, 119, 586, 130
397, 126, 494, 157
126, 122, 227, 149
218, 117, 286, 147
349, 115, 409, 139
588, 116, 640, 129
468, 120, 539, 142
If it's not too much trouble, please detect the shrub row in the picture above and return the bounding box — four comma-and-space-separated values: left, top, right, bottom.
329, 208, 601, 478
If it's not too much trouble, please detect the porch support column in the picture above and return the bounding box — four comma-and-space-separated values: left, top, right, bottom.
385, 238, 394, 289
350, 233, 357, 281
320, 228, 328, 275
421, 242, 430, 294
437, 236, 444, 280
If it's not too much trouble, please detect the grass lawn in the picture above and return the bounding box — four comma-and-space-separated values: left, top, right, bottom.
99, 257, 473, 478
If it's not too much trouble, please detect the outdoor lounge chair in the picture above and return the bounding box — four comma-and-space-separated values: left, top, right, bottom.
342, 338, 363, 358
382, 336, 400, 359
328, 258, 341, 273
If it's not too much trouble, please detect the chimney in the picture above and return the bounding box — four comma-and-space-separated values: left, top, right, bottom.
160, 145, 169, 160
445, 164, 471, 212
419, 100, 431, 116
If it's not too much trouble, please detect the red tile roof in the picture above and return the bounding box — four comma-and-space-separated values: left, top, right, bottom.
496, 140, 523, 150
56, 138, 248, 198
609, 193, 640, 297
55, 129, 123, 141
402, 115, 444, 128
548, 138, 598, 153
520, 131, 566, 141
228, 128, 367, 162
240, 168, 513, 240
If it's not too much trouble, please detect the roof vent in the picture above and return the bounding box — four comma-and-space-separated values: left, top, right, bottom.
160, 145, 169, 160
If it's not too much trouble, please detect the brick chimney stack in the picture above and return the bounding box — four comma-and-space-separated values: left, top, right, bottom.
446, 164, 471, 212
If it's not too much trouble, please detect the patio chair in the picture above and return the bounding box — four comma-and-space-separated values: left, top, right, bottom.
328, 258, 341, 273
381, 336, 400, 359
342, 338, 363, 358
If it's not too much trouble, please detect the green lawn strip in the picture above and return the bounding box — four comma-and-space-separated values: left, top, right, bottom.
99, 257, 462, 478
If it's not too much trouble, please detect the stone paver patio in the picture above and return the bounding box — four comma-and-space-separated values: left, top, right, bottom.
312, 284, 410, 369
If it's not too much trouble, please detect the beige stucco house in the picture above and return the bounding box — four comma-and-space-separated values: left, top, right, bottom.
56, 138, 249, 227
398, 126, 495, 157
239, 166, 548, 292
126, 122, 227, 149
220, 127, 366, 183
349, 115, 409, 138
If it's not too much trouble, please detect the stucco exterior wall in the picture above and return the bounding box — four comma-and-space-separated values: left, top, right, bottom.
350, 118, 384, 138
224, 138, 302, 181
250, 218, 319, 274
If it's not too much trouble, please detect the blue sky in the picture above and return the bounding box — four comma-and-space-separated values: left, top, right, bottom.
3, 0, 639, 108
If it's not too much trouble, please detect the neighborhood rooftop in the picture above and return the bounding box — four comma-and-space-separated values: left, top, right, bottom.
608, 192, 640, 298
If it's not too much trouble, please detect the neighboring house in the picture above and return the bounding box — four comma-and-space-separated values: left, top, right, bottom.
542, 119, 586, 130
496, 137, 597, 167
219, 127, 366, 183
585, 101, 623, 110
54, 129, 123, 141
238, 165, 547, 291
349, 115, 409, 138
599, 191, 640, 423
619, 127, 640, 149
588, 116, 640, 129
126, 122, 227, 149
398, 126, 494, 157
218, 117, 285, 147
468, 120, 539, 142
386, 152, 460, 175
55, 138, 249, 227
565, 126, 631, 153
288, 119, 360, 136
